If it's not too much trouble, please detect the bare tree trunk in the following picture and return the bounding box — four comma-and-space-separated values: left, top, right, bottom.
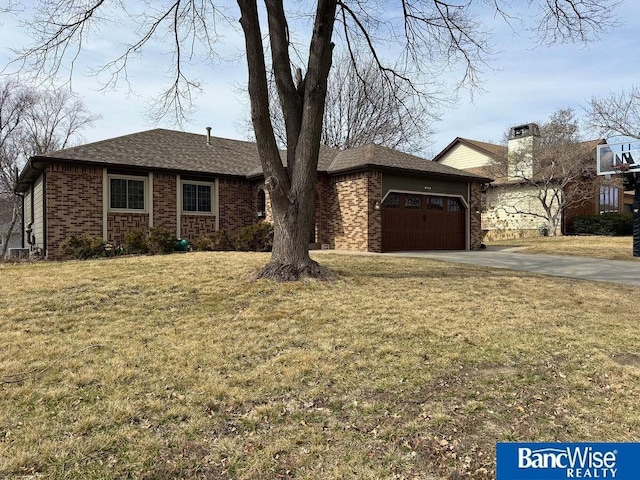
239, 0, 337, 281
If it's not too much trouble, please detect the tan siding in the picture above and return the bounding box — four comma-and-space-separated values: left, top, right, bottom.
33, 175, 45, 253
439, 144, 494, 170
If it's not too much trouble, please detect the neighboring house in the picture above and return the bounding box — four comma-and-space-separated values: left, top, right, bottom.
0, 195, 23, 256
433, 124, 623, 240
1, 222, 23, 254
14, 128, 491, 259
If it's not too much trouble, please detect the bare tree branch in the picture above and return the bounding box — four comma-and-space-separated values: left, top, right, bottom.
586, 85, 640, 140
0, 80, 97, 257
533, 0, 622, 45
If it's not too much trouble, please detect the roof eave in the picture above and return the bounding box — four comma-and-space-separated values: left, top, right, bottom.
329, 163, 493, 183
21, 155, 250, 181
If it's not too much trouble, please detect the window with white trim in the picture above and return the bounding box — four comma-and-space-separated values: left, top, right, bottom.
109, 175, 147, 211
181, 181, 214, 214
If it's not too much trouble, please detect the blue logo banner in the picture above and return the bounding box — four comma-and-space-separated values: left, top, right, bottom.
496, 442, 640, 479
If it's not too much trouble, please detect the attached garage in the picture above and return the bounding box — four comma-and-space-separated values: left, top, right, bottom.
381, 192, 467, 251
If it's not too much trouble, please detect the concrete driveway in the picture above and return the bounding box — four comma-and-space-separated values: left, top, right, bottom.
384, 247, 640, 287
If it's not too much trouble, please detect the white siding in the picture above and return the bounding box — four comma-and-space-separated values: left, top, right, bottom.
482, 186, 562, 236
439, 144, 494, 169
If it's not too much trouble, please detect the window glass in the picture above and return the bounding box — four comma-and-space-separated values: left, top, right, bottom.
128, 180, 145, 210
381, 193, 400, 208
447, 198, 463, 212
182, 182, 213, 213
257, 189, 266, 212
183, 184, 197, 211
110, 177, 145, 210
599, 186, 619, 213
110, 178, 127, 209
197, 185, 212, 212
426, 197, 444, 210
405, 195, 421, 209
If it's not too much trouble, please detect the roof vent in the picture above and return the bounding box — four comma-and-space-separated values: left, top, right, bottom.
206, 126, 212, 146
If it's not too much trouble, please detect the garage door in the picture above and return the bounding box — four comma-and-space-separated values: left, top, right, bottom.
381, 192, 466, 251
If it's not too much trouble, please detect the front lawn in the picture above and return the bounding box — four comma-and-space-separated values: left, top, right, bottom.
487, 235, 639, 260
1, 252, 639, 479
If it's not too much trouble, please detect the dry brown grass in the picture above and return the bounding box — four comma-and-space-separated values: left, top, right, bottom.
487, 235, 639, 260
1, 252, 639, 479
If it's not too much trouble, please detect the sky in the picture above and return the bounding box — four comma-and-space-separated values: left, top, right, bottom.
1, 1, 638, 158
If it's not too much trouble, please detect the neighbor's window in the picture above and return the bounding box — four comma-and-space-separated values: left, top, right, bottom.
599, 186, 619, 214
182, 182, 213, 213
110, 176, 146, 210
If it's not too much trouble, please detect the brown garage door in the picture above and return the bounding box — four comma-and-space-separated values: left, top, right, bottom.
381, 193, 466, 251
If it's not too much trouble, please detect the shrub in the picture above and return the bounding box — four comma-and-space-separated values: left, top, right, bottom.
191, 230, 234, 251
147, 226, 177, 254
234, 223, 274, 252
59, 234, 108, 259
123, 228, 149, 254
573, 213, 633, 236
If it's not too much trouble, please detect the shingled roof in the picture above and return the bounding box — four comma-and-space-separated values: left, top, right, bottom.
18, 128, 491, 190
432, 137, 507, 163
327, 143, 490, 180
38, 129, 261, 177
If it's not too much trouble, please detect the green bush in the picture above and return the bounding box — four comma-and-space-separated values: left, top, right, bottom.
573, 213, 633, 236
123, 228, 149, 254
191, 230, 234, 251
59, 234, 108, 259
147, 226, 177, 254
234, 223, 274, 252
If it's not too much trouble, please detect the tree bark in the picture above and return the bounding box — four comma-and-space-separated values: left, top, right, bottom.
239, 0, 337, 281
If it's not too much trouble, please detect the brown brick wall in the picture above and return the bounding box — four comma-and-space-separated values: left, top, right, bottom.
367, 171, 383, 252
326, 171, 381, 252
469, 182, 484, 250
46, 164, 103, 259
108, 213, 149, 246
218, 178, 254, 233
181, 215, 217, 241
315, 175, 332, 246
153, 172, 177, 232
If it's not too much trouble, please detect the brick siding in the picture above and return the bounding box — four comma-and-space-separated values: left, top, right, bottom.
218, 178, 254, 233
469, 182, 484, 250
107, 213, 149, 246
181, 215, 217, 241
326, 171, 382, 252
153, 172, 177, 232
46, 164, 103, 259
367, 171, 383, 252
